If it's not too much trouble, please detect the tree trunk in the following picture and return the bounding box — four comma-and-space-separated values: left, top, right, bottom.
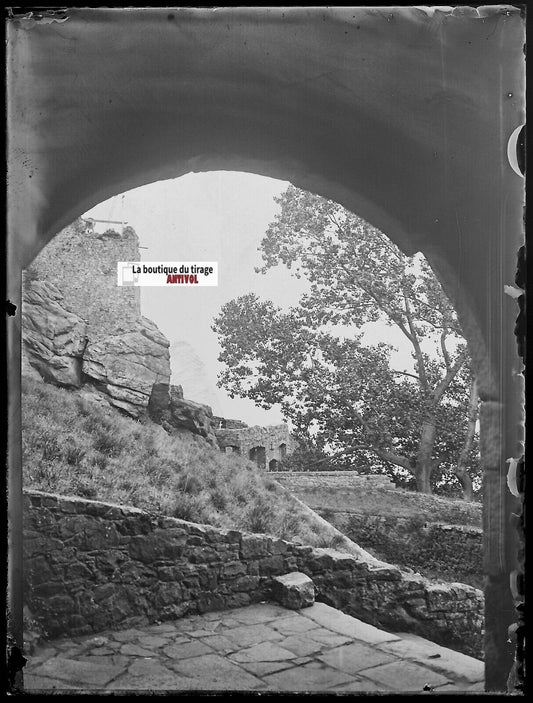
415, 418, 437, 493
454, 378, 479, 501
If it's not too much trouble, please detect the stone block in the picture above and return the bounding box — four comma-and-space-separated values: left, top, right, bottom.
272, 572, 315, 610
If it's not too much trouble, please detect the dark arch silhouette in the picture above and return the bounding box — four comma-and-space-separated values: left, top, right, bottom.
6, 7, 524, 690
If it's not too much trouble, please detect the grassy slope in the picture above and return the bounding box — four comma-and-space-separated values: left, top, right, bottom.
21, 376, 344, 548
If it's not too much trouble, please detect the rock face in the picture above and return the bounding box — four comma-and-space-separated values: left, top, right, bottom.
272, 572, 315, 609
157, 385, 218, 446
22, 280, 88, 387
82, 317, 171, 418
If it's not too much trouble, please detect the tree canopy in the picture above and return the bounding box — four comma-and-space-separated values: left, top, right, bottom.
213, 186, 480, 498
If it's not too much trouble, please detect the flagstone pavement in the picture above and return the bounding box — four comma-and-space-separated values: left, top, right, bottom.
24, 601, 484, 693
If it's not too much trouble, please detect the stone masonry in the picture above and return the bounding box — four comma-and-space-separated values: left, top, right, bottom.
28, 218, 141, 337
23, 491, 483, 659
215, 421, 297, 470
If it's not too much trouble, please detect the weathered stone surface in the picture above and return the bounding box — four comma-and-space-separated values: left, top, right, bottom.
261, 660, 357, 691
272, 572, 315, 610
229, 641, 298, 663
30, 657, 127, 686
22, 280, 88, 387
82, 317, 171, 418
318, 641, 396, 674
159, 387, 217, 446
358, 660, 451, 691
168, 653, 264, 689
215, 423, 297, 469
23, 491, 484, 658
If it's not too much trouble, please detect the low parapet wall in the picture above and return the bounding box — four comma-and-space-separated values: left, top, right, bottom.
270, 471, 395, 490
325, 511, 483, 590
23, 490, 483, 658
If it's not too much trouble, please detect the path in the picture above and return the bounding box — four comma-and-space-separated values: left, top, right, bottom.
24, 601, 484, 693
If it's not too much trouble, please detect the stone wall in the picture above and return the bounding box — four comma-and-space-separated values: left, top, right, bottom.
271, 471, 482, 589
322, 511, 483, 590
271, 471, 396, 490
23, 490, 483, 658
29, 219, 141, 337
216, 425, 298, 470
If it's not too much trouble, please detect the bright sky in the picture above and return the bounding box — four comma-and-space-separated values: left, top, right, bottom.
83, 171, 415, 426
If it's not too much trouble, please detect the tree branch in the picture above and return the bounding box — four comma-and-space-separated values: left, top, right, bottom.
402, 288, 429, 391
440, 329, 452, 370
432, 348, 469, 403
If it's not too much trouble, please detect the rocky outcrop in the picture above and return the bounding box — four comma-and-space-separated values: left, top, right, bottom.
22, 280, 88, 387
157, 385, 218, 446
82, 317, 171, 418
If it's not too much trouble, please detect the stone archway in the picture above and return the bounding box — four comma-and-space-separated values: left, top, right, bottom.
6, 7, 525, 690
249, 446, 267, 471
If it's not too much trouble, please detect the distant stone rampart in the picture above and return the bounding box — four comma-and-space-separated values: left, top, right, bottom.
215, 423, 297, 470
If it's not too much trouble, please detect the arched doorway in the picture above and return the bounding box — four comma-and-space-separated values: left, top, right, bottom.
7, 8, 524, 690
249, 446, 267, 471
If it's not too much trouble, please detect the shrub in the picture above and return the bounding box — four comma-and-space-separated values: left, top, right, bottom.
245, 497, 275, 533
93, 428, 125, 457
64, 442, 86, 466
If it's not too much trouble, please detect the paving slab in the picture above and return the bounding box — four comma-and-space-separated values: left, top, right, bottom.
300, 602, 401, 643
24, 673, 101, 691
168, 653, 265, 690
222, 622, 284, 647
29, 657, 127, 687
377, 633, 484, 683
107, 670, 202, 691
237, 659, 299, 678
197, 634, 240, 654
361, 660, 452, 691
305, 627, 353, 648
229, 641, 299, 663
261, 660, 358, 692
329, 677, 390, 692
277, 634, 325, 657
270, 613, 318, 635
136, 634, 171, 648
163, 640, 214, 660
318, 640, 397, 675
120, 643, 156, 657
23, 601, 485, 693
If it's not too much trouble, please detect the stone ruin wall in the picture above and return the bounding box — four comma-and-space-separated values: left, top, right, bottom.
28, 218, 141, 337
214, 421, 298, 469
271, 472, 483, 589
23, 490, 484, 659
271, 471, 396, 490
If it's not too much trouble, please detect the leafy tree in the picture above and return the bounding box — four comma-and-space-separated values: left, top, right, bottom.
213, 186, 480, 498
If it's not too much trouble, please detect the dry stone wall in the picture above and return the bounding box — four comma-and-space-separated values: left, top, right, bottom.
272, 472, 483, 589
325, 512, 483, 590
23, 490, 483, 659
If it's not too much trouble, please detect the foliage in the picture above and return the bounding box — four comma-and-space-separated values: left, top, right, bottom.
213, 185, 481, 497
21, 375, 346, 547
